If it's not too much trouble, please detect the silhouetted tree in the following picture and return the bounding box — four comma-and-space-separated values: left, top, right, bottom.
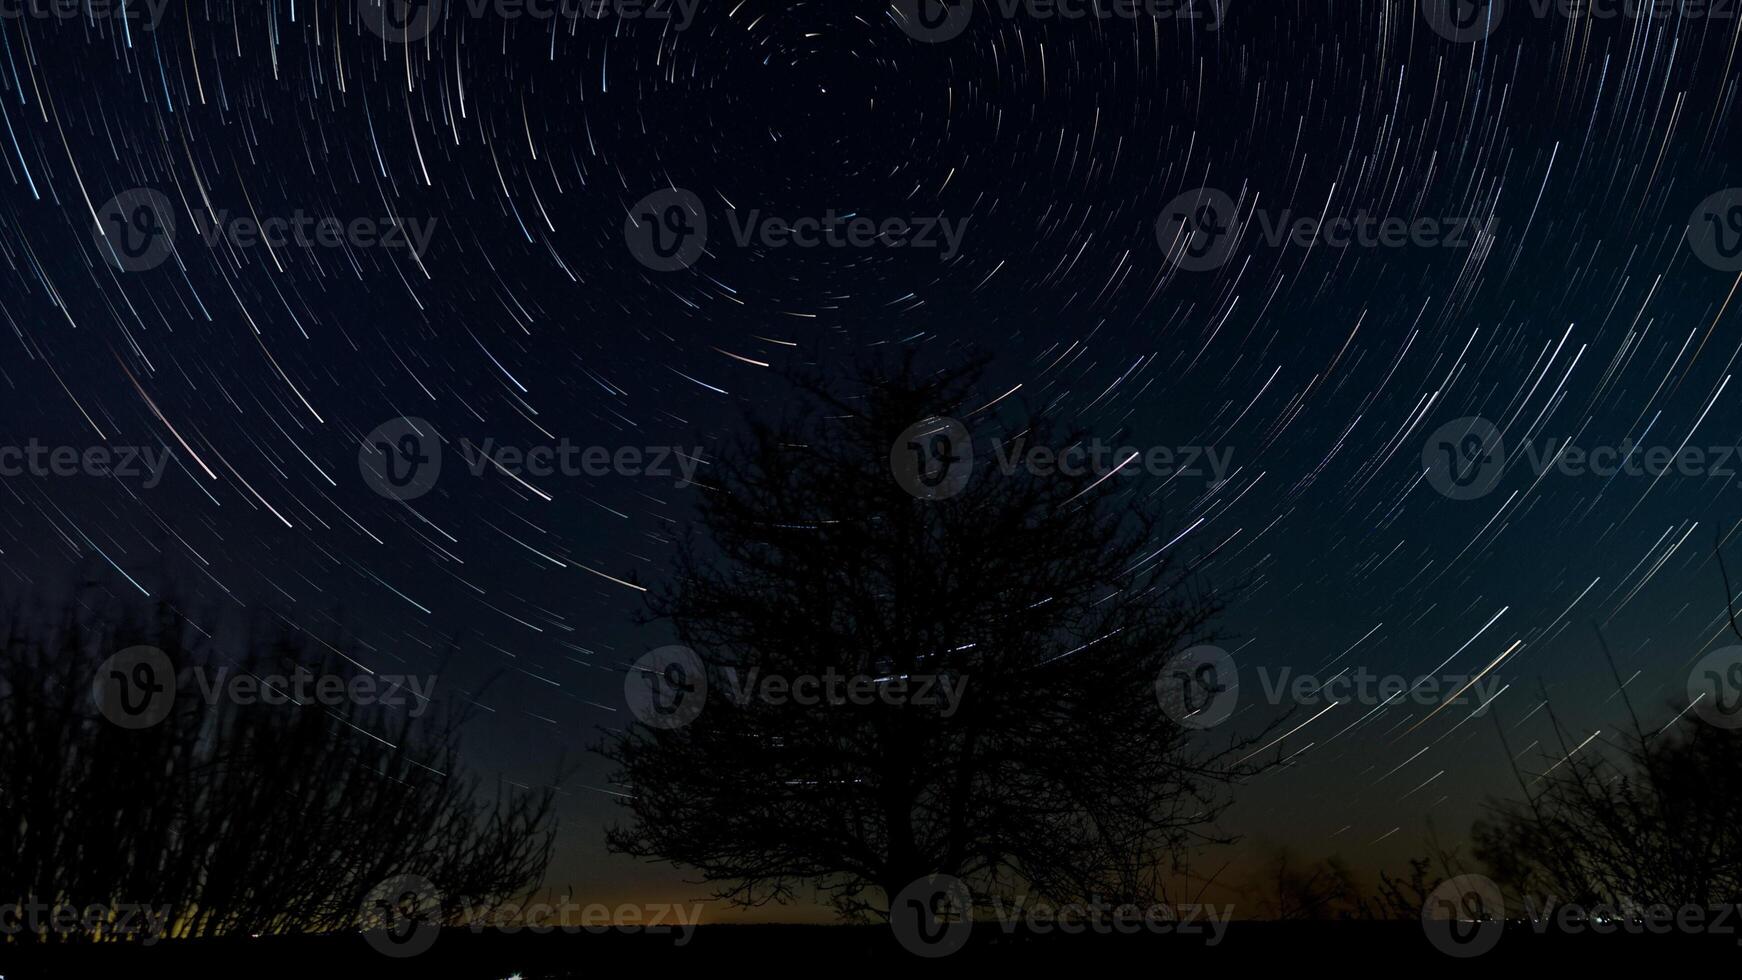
601, 356, 1272, 918
0, 586, 557, 943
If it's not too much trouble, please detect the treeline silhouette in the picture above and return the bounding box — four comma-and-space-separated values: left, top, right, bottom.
0, 584, 556, 944
1260, 669, 1742, 918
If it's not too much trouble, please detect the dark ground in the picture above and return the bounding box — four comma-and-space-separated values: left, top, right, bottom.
0, 922, 1731, 978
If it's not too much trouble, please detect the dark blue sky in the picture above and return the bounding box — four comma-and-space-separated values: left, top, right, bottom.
3, 0, 1741, 917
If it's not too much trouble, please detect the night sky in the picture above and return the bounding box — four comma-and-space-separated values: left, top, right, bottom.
4, 0, 1742, 919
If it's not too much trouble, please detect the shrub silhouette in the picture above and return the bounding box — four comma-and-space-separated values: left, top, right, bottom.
1472, 704, 1742, 909
0, 586, 556, 943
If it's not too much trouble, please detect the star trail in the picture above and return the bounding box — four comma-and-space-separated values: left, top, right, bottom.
4, 0, 1742, 934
